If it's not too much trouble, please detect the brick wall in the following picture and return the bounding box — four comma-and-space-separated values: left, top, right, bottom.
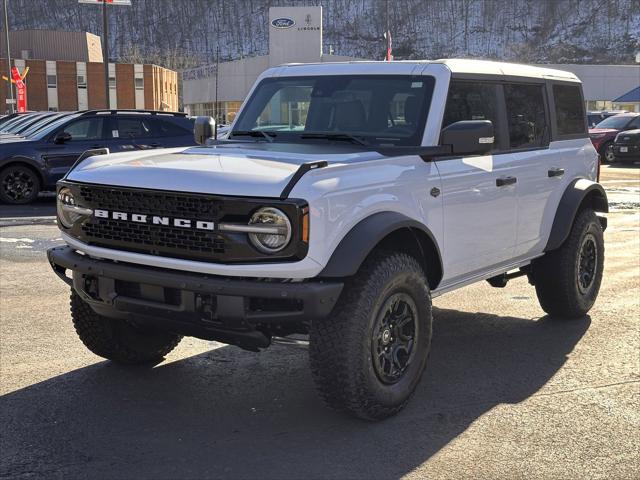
143, 64, 154, 110
0, 58, 8, 113
56, 61, 78, 111
25, 59, 47, 111
87, 62, 106, 109
116, 63, 134, 109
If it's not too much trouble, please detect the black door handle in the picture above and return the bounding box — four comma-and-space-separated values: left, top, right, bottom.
496, 176, 517, 187
548, 168, 565, 178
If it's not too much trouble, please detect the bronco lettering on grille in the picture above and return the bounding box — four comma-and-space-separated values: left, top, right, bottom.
94, 209, 215, 230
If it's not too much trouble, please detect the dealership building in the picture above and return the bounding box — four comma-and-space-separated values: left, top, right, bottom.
182, 6, 640, 122
1, 30, 179, 113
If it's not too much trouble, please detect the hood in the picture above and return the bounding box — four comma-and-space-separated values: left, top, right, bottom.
66, 142, 384, 198
589, 128, 619, 135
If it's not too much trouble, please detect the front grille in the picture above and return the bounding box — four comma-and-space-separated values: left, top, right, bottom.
65, 183, 306, 263
79, 186, 222, 218
76, 185, 229, 261
81, 219, 226, 254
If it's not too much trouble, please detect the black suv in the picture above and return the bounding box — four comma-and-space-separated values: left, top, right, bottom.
613, 129, 640, 163
0, 110, 196, 204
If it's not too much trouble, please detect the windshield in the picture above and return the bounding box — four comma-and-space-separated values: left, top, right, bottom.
232, 75, 435, 146
595, 115, 635, 129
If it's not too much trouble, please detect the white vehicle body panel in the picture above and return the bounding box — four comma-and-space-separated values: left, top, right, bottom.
61, 59, 598, 292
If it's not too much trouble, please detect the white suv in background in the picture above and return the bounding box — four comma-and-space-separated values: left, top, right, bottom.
49, 60, 607, 420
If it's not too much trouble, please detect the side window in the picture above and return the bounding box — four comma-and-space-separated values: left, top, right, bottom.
553, 84, 586, 135
504, 84, 548, 149
628, 116, 640, 129
154, 119, 190, 136
442, 81, 500, 149
63, 118, 104, 141
113, 117, 154, 139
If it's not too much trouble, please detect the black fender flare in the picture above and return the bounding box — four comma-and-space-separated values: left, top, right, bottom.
319, 211, 443, 288
545, 178, 608, 252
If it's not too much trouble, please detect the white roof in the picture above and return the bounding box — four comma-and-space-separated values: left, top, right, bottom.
278, 58, 580, 82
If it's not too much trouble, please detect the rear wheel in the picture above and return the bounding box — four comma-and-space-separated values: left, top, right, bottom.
532, 209, 604, 318
70, 291, 182, 365
309, 251, 433, 420
0, 164, 40, 204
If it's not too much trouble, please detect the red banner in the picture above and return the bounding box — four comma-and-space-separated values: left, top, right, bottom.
10, 66, 27, 113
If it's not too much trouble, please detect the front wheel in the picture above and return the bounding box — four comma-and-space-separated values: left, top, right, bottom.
601, 142, 616, 164
70, 291, 182, 365
0, 164, 40, 204
532, 209, 604, 318
309, 251, 433, 420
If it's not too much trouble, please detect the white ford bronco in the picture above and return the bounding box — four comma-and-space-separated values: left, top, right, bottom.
48, 60, 607, 420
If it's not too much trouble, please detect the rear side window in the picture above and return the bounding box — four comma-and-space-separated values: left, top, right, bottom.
442, 81, 501, 149
154, 118, 190, 136
504, 84, 548, 149
113, 117, 154, 139
553, 84, 586, 135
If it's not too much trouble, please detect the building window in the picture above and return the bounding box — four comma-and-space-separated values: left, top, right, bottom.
77, 75, 87, 89
135, 77, 144, 90
109, 76, 116, 89
47, 75, 57, 88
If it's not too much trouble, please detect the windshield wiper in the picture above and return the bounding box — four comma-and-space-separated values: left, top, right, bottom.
299, 133, 370, 147
229, 130, 275, 142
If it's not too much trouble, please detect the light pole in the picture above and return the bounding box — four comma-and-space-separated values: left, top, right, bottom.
3, 0, 14, 113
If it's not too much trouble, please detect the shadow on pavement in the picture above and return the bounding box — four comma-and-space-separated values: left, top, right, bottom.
0, 195, 56, 219
0, 309, 590, 479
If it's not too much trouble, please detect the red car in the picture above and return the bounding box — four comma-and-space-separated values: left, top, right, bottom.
589, 113, 640, 163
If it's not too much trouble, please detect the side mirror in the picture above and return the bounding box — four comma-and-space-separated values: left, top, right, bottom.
194, 116, 216, 145
54, 131, 72, 144
441, 120, 494, 156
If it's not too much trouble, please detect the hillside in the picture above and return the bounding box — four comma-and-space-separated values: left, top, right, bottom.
6, 0, 640, 70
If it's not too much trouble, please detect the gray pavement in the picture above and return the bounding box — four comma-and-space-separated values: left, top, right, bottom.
0, 165, 638, 479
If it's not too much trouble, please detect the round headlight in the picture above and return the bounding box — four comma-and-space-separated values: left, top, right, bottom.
248, 207, 292, 253
57, 187, 79, 228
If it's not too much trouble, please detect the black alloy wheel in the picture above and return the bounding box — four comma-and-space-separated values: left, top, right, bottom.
0, 165, 40, 204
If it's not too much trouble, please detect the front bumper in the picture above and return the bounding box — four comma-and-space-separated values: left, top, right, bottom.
48, 246, 343, 350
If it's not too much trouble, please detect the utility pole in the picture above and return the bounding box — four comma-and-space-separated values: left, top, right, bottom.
102, 0, 110, 108
214, 45, 219, 139
3, 0, 14, 113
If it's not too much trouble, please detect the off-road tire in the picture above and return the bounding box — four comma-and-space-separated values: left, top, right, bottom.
533, 208, 604, 318
0, 164, 40, 204
70, 291, 182, 364
309, 251, 433, 420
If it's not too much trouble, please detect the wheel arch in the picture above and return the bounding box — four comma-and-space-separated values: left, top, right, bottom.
319, 211, 444, 290
0, 157, 46, 188
545, 178, 608, 252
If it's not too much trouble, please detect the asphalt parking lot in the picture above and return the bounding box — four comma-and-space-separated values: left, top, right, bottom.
0, 164, 638, 479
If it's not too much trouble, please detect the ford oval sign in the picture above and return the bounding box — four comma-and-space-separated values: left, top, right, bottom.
271, 17, 295, 29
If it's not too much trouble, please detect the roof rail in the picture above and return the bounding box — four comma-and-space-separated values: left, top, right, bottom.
79, 109, 187, 117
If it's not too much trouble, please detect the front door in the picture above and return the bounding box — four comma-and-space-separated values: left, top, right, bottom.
44, 117, 108, 181
435, 80, 517, 285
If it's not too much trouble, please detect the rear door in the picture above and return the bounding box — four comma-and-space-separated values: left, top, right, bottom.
500, 82, 556, 258
435, 80, 518, 284
106, 115, 161, 152
43, 116, 108, 181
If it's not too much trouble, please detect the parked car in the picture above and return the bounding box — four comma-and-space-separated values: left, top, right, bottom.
0, 111, 65, 138
0, 110, 197, 204
612, 129, 640, 163
589, 113, 640, 163
48, 59, 607, 420
587, 110, 627, 128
